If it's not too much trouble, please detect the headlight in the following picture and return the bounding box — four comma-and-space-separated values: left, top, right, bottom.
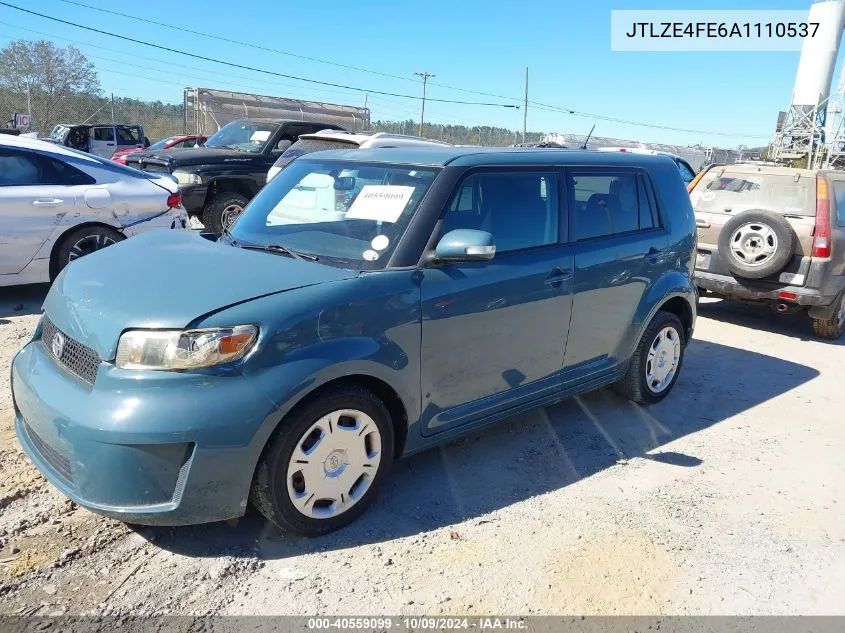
172, 170, 202, 186
115, 326, 258, 370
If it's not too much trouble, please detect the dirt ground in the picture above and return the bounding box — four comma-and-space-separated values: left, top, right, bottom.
1, 284, 843, 616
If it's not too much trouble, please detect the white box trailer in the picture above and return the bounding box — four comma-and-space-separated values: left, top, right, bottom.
183, 87, 370, 135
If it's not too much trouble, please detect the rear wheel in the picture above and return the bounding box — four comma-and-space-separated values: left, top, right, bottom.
614, 311, 686, 404
202, 192, 248, 233
811, 294, 845, 340
250, 385, 394, 536
53, 225, 124, 279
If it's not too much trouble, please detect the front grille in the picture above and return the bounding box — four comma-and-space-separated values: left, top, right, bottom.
42, 317, 101, 385
25, 423, 73, 484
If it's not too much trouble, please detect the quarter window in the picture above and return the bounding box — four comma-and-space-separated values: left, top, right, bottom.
442, 172, 559, 253
571, 171, 656, 240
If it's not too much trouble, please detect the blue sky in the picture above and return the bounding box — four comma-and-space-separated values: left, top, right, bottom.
0, 0, 840, 147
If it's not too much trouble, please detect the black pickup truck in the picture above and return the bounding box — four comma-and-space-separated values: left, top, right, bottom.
127, 118, 343, 231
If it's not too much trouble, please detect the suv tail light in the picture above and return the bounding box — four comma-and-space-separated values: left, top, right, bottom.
813, 178, 831, 258
167, 192, 182, 209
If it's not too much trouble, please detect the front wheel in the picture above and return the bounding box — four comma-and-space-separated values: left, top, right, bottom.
614, 311, 686, 404
250, 385, 394, 536
202, 192, 248, 233
811, 293, 845, 340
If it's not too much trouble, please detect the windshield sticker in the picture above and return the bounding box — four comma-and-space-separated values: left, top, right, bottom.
345, 185, 415, 223
250, 130, 271, 142
362, 249, 380, 262
371, 235, 390, 251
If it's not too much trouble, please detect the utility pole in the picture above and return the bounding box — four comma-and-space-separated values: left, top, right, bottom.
111, 93, 115, 124
414, 71, 434, 137
25, 81, 33, 131
522, 67, 528, 144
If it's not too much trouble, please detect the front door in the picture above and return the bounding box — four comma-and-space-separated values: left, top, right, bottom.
420, 170, 574, 435
89, 126, 116, 158
562, 168, 668, 382
0, 148, 77, 274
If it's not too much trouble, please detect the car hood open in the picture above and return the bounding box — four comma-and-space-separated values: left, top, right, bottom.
43, 231, 357, 360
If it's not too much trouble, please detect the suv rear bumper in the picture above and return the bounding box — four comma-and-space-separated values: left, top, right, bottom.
695, 271, 836, 307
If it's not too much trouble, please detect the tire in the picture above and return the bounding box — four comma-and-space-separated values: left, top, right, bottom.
250, 385, 395, 536
811, 293, 845, 340
52, 225, 124, 280
202, 192, 249, 233
614, 311, 686, 405
718, 209, 795, 280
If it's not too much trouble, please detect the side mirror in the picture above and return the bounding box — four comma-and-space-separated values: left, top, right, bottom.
434, 229, 495, 263
143, 137, 151, 148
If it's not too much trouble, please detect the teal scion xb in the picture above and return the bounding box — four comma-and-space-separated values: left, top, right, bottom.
11, 147, 697, 536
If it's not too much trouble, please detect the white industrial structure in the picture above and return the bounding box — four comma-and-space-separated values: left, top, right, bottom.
772, 0, 845, 168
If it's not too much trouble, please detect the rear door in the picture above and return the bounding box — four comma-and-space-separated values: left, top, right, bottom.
90, 126, 116, 158
690, 167, 815, 285
562, 168, 668, 381
0, 148, 82, 274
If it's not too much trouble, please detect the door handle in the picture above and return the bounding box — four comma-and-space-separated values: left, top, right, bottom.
695, 218, 710, 228
544, 267, 573, 286
32, 199, 63, 207
645, 247, 663, 263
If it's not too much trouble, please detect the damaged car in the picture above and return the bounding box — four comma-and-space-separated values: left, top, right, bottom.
0, 134, 189, 287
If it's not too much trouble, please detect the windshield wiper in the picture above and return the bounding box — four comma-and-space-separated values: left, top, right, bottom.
237, 242, 319, 262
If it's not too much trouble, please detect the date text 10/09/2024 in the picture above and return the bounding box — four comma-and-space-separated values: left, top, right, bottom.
307, 617, 528, 630
625, 22, 820, 39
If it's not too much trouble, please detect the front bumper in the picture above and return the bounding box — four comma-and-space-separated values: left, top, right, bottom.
11, 337, 279, 525
179, 185, 209, 215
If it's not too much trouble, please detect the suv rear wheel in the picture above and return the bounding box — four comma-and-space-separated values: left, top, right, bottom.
811, 294, 845, 340
203, 192, 248, 233
614, 311, 686, 404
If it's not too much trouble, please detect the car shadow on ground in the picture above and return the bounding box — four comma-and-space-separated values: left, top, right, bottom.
138, 336, 819, 559
698, 297, 845, 345
0, 284, 49, 320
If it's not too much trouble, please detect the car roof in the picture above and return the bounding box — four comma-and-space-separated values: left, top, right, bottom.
297, 130, 451, 148
597, 147, 684, 160
0, 133, 104, 164
304, 146, 678, 168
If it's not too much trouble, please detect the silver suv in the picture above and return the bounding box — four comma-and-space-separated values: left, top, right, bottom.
690, 164, 845, 339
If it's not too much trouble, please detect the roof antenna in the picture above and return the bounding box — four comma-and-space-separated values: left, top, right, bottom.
581, 124, 595, 150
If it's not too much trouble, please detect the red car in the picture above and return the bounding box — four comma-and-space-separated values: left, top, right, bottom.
111, 134, 207, 165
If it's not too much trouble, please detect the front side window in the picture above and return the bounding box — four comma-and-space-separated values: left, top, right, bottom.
230, 159, 439, 269
677, 160, 696, 183
204, 121, 278, 154
571, 171, 654, 240
441, 172, 559, 253
93, 127, 115, 142
117, 127, 141, 145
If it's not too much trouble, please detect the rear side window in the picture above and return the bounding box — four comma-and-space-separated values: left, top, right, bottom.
0, 149, 95, 186
570, 171, 656, 240
93, 127, 115, 142
690, 170, 814, 216
274, 139, 359, 167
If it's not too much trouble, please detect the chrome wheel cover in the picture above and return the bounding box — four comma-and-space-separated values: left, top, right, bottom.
68, 233, 117, 262
729, 222, 778, 267
645, 326, 681, 393
286, 409, 382, 519
221, 203, 244, 229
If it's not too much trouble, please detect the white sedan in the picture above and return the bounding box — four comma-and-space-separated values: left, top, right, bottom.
1, 134, 190, 286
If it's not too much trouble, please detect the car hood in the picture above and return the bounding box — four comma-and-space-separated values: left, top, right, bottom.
43, 231, 357, 360
128, 147, 266, 168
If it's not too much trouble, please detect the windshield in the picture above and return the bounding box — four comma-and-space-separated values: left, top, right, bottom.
149, 136, 178, 150
205, 121, 277, 153
229, 159, 439, 269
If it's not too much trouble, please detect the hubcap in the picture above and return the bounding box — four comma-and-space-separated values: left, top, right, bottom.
68, 233, 117, 263
221, 203, 243, 229
645, 326, 681, 393
730, 222, 778, 267
286, 409, 382, 519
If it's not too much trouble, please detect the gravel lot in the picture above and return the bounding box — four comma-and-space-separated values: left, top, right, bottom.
1, 284, 843, 616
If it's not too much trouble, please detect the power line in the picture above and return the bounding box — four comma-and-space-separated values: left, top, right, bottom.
0, 1, 518, 109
